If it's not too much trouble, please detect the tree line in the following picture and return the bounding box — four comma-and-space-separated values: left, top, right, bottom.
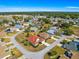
0, 12, 79, 19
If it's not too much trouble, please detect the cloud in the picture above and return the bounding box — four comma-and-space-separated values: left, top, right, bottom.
0, 7, 64, 12
0, 7, 79, 12
0, 7, 53, 12
66, 6, 79, 9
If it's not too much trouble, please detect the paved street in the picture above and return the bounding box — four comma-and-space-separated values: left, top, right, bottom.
9, 29, 66, 59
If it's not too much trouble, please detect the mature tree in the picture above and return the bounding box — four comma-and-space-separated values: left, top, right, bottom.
12, 16, 23, 21
66, 15, 70, 19
0, 22, 2, 25
24, 17, 32, 22
38, 18, 51, 24
69, 21, 74, 26
3, 19, 9, 23
61, 40, 68, 44
60, 22, 71, 28
48, 51, 57, 56
63, 28, 74, 35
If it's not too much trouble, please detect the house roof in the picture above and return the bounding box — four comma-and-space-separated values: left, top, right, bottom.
47, 30, 56, 35
30, 27, 38, 32
63, 40, 79, 51
15, 24, 22, 29
38, 32, 50, 39
27, 35, 45, 45
28, 35, 38, 44
74, 38, 79, 42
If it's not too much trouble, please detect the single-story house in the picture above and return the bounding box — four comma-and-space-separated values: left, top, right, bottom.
35, 16, 46, 18
5, 28, 14, 33
28, 20, 33, 25
23, 23, 29, 27
5, 27, 20, 32
47, 29, 56, 35
62, 38, 79, 51
47, 27, 57, 35
30, 27, 38, 32
27, 35, 45, 46
15, 23, 23, 29
38, 32, 50, 39
4, 24, 10, 27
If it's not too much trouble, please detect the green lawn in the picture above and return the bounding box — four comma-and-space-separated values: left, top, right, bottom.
52, 46, 65, 55
46, 38, 55, 44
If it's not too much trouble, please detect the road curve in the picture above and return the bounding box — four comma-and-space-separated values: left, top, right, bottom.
10, 30, 66, 59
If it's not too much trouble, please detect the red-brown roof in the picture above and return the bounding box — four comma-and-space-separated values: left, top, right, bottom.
27, 35, 45, 45
28, 35, 38, 45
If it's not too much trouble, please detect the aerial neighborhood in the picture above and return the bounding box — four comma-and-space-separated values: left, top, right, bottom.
0, 12, 79, 59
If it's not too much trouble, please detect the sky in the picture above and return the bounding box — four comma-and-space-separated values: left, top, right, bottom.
0, 0, 79, 12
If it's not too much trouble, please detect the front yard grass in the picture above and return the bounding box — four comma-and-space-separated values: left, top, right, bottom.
52, 46, 66, 55
25, 44, 46, 52
46, 38, 55, 44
